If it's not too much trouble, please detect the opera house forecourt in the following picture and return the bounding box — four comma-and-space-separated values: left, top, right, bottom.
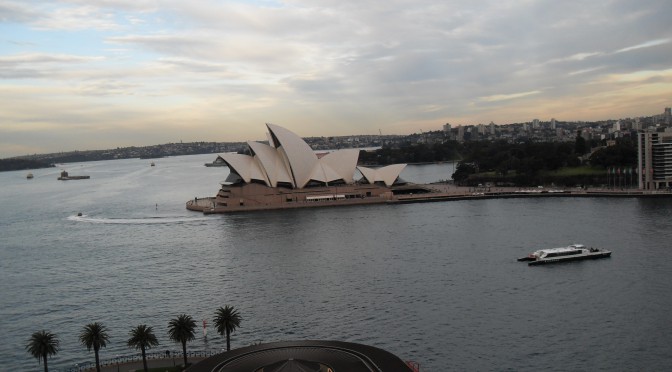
187, 123, 432, 213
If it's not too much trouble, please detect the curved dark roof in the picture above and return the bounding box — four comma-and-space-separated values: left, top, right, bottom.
186, 340, 413, 372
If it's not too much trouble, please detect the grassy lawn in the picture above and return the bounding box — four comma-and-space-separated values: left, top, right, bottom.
544, 166, 605, 176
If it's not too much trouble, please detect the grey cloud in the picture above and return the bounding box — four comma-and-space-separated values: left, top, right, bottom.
0, 1, 40, 23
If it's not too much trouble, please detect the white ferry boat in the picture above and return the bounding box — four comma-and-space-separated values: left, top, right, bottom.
518, 244, 611, 266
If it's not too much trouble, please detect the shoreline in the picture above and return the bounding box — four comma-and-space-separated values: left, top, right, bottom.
186, 185, 672, 214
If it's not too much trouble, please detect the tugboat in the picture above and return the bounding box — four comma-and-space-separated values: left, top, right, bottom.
26, 173, 34, 179
518, 244, 611, 266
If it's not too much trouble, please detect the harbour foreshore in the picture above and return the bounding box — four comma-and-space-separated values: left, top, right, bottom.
187, 184, 672, 213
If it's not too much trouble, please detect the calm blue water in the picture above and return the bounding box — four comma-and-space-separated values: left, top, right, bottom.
1, 154, 671, 371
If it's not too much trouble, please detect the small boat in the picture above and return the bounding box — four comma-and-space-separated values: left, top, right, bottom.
518, 244, 611, 266
150, 162, 155, 166
26, 173, 34, 179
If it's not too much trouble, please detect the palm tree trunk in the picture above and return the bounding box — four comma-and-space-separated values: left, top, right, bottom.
141, 346, 148, 372
95, 347, 101, 372
43, 353, 48, 372
182, 341, 188, 369
226, 330, 230, 351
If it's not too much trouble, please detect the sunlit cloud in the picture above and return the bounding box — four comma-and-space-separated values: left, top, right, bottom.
568, 66, 606, 76
604, 69, 672, 83
479, 91, 541, 103
614, 38, 671, 54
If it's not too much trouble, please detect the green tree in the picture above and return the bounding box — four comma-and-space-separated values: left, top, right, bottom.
168, 314, 196, 369
127, 325, 159, 372
79, 322, 110, 372
26, 330, 60, 372
214, 305, 242, 351
452, 162, 477, 184
575, 130, 587, 155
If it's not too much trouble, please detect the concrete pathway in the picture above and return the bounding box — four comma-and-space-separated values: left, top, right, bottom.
91, 356, 206, 372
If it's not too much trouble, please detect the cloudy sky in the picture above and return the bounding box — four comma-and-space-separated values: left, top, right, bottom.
1, 0, 671, 157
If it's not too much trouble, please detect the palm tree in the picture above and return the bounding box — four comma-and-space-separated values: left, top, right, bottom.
79, 322, 110, 372
213, 305, 242, 351
167, 314, 196, 369
25, 330, 60, 372
127, 325, 159, 372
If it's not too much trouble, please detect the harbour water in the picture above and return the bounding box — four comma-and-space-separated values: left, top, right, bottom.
1, 154, 671, 371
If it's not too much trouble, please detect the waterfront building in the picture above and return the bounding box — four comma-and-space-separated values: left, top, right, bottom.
638, 130, 672, 189
188, 123, 420, 213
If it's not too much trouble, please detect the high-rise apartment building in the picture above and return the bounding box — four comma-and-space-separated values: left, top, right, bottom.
638, 130, 672, 189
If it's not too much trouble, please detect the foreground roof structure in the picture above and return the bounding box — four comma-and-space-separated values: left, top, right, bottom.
186, 340, 416, 372
220, 124, 404, 189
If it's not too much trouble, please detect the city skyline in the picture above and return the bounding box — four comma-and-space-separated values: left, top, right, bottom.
1, 0, 671, 158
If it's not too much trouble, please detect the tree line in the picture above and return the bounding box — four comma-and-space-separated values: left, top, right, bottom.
0, 158, 54, 172
26, 305, 241, 372
358, 134, 637, 187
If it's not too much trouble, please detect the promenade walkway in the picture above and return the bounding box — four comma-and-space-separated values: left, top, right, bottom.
82, 356, 206, 372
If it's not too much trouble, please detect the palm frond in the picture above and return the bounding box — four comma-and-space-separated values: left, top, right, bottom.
127, 325, 159, 350
213, 305, 242, 336
167, 314, 196, 344
26, 330, 60, 361
79, 322, 110, 351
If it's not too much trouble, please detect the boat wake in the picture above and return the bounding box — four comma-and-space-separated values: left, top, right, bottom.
67, 214, 211, 225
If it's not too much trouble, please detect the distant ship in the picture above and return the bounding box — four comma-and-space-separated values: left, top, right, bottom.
26, 173, 34, 179
57, 170, 90, 180
204, 155, 227, 167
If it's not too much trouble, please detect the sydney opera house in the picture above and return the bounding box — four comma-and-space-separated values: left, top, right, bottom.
187, 123, 431, 213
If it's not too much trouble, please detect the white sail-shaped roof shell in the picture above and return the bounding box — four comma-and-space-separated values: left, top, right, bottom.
219, 153, 267, 184
320, 149, 360, 184
357, 164, 406, 186
266, 123, 319, 189
216, 123, 404, 190
248, 141, 294, 187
